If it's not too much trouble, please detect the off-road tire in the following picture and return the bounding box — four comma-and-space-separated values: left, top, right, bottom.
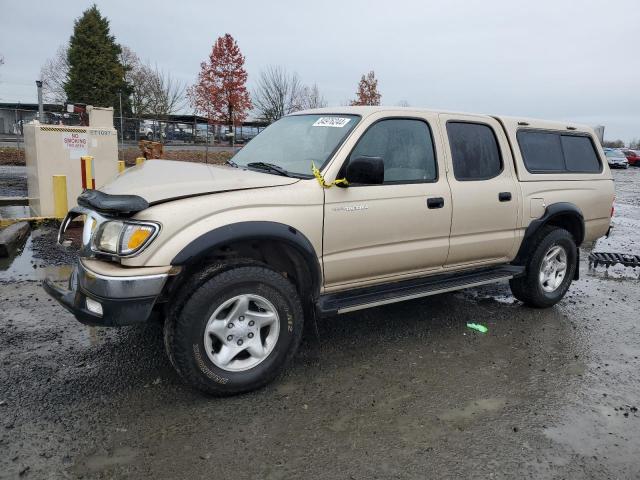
164, 265, 304, 396
510, 226, 577, 308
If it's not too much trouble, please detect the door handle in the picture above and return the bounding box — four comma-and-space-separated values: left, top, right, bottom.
427, 197, 445, 209
498, 192, 512, 202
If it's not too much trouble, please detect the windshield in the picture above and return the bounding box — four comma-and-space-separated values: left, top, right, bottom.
232, 114, 360, 176
605, 150, 625, 158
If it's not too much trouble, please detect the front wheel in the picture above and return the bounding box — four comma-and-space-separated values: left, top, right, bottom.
510, 226, 577, 308
164, 265, 304, 395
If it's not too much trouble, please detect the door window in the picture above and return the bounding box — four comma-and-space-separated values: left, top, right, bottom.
447, 122, 503, 181
349, 119, 437, 183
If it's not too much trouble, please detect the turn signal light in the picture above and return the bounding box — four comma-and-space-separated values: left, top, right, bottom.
126, 227, 153, 251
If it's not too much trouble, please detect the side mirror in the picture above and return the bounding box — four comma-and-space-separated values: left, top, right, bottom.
345, 156, 384, 185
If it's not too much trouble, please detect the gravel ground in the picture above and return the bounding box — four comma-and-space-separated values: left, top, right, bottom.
0, 169, 639, 479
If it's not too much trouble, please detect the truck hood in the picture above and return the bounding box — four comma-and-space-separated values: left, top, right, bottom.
100, 159, 299, 204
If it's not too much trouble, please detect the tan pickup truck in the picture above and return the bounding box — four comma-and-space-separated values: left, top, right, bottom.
44, 107, 615, 395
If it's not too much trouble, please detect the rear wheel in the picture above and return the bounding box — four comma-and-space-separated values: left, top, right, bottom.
164, 265, 304, 395
510, 226, 577, 308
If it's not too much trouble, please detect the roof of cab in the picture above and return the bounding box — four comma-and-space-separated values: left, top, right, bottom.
292, 106, 595, 135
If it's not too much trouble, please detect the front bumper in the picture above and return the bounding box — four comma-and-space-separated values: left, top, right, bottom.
43, 260, 168, 327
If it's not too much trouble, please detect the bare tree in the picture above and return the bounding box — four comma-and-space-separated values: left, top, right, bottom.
602, 139, 625, 148
40, 44, 69, 103
146, 66, 186, 117
397, 99, 410, 107
121, 47, 152, 116
119, 45, 138, 73
253, 65, 304, 123
299, 83, 327, 110
120, 47, 186, 117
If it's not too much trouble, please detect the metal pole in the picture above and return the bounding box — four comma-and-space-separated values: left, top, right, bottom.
205, 120, 209, 164
15, 103, 21, 154
35, 80, 44, 122
118, 91, 124, 153
231, 107, 235, 151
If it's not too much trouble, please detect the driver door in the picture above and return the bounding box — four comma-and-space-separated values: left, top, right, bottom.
322, 116, 452, 289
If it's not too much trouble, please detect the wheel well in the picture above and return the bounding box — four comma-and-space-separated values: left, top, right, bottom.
546, 213, 584, 246
513, 206, 585, 266
183, 239, 317, 308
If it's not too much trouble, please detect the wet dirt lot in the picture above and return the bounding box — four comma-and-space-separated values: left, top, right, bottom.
1, 169, 639, 479
0, 166, 27, 198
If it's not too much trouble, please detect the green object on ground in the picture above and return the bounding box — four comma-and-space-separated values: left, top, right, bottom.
466, 323, 488, 333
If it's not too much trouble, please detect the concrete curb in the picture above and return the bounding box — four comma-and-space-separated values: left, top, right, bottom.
0, 197, 29, 206
0, 221, 31, 257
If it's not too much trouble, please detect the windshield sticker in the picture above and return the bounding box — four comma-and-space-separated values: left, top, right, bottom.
312, 117, 351, 128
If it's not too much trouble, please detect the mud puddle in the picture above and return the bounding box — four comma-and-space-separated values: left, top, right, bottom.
0, 165, 27, 198
0, 205, 30, 219
0, 226, 75, 282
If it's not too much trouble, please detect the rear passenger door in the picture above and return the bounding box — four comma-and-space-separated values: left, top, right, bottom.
438, 114, 519, 267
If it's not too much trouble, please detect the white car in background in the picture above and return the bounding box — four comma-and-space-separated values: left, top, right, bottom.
604, 148, 629, 169
139, 120, 164, 141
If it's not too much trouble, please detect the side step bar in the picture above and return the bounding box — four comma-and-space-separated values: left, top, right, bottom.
317, 265, 525, 316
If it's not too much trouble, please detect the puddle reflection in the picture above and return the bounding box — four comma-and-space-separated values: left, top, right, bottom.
0, 230, 73, 282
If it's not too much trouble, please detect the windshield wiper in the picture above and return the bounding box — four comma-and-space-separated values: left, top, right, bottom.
225, 159, 238, 168
246, 162, 291, 177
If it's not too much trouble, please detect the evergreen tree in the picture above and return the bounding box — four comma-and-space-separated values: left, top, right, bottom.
64, 5, 130, 116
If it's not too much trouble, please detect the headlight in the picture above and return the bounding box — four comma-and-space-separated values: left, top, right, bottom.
93, 220, 159, 256
97, 221, 123, 253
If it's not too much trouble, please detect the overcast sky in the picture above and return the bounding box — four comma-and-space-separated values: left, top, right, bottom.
1, 0, 638, 141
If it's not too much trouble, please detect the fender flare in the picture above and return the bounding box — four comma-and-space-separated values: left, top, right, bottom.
171, 221, 322, 296
514, 202, 585, 266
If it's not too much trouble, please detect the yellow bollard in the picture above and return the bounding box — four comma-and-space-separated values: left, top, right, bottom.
136, 157, 145, 166
81, 155, 94, 189
53, 175, 68, 219
118, 160, 125, 173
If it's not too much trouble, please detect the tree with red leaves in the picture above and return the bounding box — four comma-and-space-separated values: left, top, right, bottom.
350, 70, 382, 106
188, 34, 251, 136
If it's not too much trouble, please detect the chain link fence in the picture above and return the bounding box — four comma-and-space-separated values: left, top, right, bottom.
0, 107, 84, 138
114, 116, 266, 147
0, 106, 267, 151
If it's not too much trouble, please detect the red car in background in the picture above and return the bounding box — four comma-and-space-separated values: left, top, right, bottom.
622, 149, 640, 166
